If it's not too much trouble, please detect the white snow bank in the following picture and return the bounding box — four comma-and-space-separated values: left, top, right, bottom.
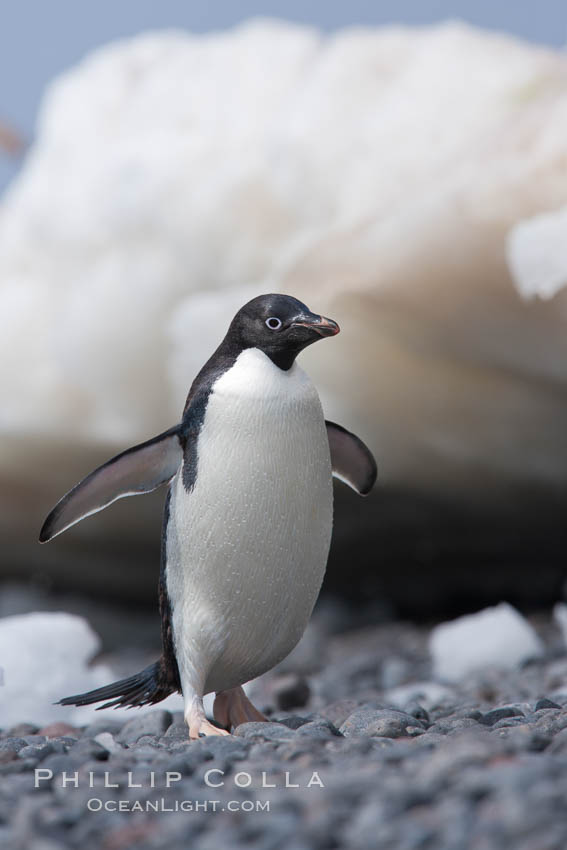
1, 19, 567, 515
429, 602, 544, 682
0, 613, 182, 727
507, 206, 567, 299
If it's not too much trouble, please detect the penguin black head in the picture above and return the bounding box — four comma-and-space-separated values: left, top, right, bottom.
227, 294, 340, 371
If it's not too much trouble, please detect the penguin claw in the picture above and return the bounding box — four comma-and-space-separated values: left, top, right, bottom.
192, 719, 230, 739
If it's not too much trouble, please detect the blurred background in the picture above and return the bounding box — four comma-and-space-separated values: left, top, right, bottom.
1, 0, 567, 659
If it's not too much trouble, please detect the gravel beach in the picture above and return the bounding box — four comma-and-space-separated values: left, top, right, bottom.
2, 611, 567, 850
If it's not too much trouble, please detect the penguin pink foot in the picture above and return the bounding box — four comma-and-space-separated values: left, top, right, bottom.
186, 696, 230, 739
213, 686, 267, 730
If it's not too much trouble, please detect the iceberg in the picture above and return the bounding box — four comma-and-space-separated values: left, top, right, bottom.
0, 612, 182, 727
429, 602, 544, 682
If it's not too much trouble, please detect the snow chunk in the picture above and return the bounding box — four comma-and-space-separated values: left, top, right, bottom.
0, 613, 182, 727
507, 206, 567, 299
386, 681, 455, 711
429, 602, 544, 682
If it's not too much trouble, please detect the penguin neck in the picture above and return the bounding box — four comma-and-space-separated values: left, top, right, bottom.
210, 347, 309, 402
264, 346, 302, 371
210, 335, 301, 374
182, 335, 301, 422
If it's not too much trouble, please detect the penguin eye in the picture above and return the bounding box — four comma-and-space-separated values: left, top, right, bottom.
265, 317, 282, 331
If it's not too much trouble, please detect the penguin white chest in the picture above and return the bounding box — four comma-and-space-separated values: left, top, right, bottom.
166, 348, 333, 695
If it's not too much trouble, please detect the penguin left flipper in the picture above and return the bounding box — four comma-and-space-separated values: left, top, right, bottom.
39, 426, 183, 543
326, 421, 377, 496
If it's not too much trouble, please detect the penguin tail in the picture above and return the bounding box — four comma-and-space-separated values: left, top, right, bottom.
57, 659, 179, 710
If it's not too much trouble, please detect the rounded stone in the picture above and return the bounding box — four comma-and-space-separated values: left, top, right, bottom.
233, 722, 296, 741
481, 706, 525, 726
116, 710, 172, 746
340, 709, 425, 738
535, 698, 561, 711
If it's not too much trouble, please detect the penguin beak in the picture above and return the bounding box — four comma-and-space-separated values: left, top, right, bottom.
292, 315, 340, 337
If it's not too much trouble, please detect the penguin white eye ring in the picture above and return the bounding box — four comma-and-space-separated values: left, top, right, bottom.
265, 316, 282, 330
40, 292, 377, 740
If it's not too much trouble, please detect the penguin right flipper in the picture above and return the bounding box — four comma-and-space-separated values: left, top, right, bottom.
326, 421, 377, 496
39, 426, 183, 543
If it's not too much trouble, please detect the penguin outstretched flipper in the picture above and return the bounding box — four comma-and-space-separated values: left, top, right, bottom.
39, 426, 183, 543
326, 421, 377, 496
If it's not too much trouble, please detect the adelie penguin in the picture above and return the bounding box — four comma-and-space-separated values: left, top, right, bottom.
40, 294, 377, 738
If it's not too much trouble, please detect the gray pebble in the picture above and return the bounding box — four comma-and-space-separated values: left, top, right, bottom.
93, 732, 122, 754
132, 734, 160, 748
548, 727, 567, 754
481, 706, 525, 726
407, 731, 446, 749
116, 710, 172, 746
81, 718, 124, 738
533, 709, 567, 737
433, 706, 483, 722
0, 757, 38, 774
37, 753, 75, 779
271, 714, 315, 730
318, 699, 364, 728
296, 719, 340, 739
233, 722, 296, 741
273, 737, 331, 763
325, 736, 376, 756
17, 743, 58, 762
340, 708, 424, 738
0, 738, 28, 754
535, 697, 561, 711
493, 724, 552, 752
196, 735, 249, 760
163, 721, 188, 738
490, 716, 531, 730
166, 744, 215, 776
66, 738, 109, 763
22, 735, 48, 746
405, 701, 430, 724
431, 718, 483, 735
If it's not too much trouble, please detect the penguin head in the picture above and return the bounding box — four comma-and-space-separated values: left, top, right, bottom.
228, 294, 340, 370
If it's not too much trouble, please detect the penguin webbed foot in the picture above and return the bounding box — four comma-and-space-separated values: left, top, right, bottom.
213, 685, 267, 730
195, 718, 231, 739
186, 695, 231, 739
